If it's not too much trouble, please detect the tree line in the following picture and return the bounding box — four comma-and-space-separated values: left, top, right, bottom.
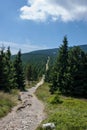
25, 55, 48, 83
0, 47, 25, 92
0, 46, 47, 92
46, 37, 87, 98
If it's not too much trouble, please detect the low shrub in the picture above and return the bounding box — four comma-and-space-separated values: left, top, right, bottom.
48, 94, 62, 104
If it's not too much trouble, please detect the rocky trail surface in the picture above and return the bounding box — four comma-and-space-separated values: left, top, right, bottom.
0, 76, 45, 130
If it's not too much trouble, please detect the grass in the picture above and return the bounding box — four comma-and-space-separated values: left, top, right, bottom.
0, 80, 38, 118
26, 80, 38, 89
0, 90, 19, 118
35, 83, 87, 130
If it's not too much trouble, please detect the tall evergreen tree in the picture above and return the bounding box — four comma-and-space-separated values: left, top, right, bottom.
26, 64, 33, 82
68, 46, 87, 97
5, 47, 17, 91
0, 49, 8, 90
50, 36, 68, 93
14, 50, 25, 91
80, 52, 87, 97
0, 47, 18, 92
26, 64, 38, 82
50, 37, 87, 98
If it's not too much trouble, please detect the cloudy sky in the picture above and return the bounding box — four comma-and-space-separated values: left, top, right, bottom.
0, 0, 87, 54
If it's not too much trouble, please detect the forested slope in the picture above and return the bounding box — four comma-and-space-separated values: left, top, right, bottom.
21, 44, 87, 64
12, 44, 87, 85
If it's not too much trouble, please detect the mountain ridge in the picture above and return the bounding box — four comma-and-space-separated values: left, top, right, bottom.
21, 44, 87, 63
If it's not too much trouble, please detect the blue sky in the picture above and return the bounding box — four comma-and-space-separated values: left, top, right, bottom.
0, 0, 87, 54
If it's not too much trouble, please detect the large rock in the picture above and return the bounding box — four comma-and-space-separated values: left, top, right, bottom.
42, 123, 55, 129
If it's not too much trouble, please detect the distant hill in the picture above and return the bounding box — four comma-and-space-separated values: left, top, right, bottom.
21, 44, 87, 64
79, 44, 87, 52
12, 44, 87, 77
21, 48, 58, 63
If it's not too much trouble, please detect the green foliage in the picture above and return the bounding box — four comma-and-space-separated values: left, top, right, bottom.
48, 93, 62, 104
26, 64, 38, 82
14, 50, 25, 91
21, 48, 58, 64
35, 83, 50, 103
50, 36, 68, 94
36, 83, 87, 130
46, 110, 87, 130
67, 46, 87, 97
0, 47, 17, 92
5, 47, 17, 91
12, 44, 87, 64
47, 97, 87, 129
12, 43, 87, 83
12, 48, 57, 79
50, 37, 87, 98
0, 47, 25, 92
0, 92, 16, 118
45, 59, 54, 83
23, 54, 48, 80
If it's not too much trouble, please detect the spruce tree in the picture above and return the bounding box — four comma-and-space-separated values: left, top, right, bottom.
50, 37, 87, 98
0, 49, 7, 90
80, 52, 87, 97
68, 47, 87, 97
0, 47, 17, 92
50, 36, 68, 93
26, 64, 33, 84
6, 47, 17, 91
14, 50, 25, 91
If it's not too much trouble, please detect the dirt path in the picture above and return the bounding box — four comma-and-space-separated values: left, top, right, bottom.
0, 75, 45, 130
46, 56, 50, 71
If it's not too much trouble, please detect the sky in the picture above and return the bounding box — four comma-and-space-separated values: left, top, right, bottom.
0, 0, 87, 54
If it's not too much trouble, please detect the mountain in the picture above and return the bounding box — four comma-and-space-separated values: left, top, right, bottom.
79, 44, 87, 52
21, 48, 58, 63
21, 44, 87, 64
12, 44, 87, 78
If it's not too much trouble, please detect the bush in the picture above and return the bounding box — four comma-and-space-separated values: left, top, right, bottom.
48, 94, 62, 104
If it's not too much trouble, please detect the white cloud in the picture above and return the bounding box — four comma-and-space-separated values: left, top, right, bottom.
20, 0, 87, 22
0, 41, 47, 54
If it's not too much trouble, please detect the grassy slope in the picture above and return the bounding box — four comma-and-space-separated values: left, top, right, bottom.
0, 90, 19, 118
35, 83, 87, 130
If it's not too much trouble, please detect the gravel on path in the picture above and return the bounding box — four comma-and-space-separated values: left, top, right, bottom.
0, 76, 45, 130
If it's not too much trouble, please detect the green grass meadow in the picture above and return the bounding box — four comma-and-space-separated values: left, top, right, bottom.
0, 90, 18, 118
35, 83, 87, 130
